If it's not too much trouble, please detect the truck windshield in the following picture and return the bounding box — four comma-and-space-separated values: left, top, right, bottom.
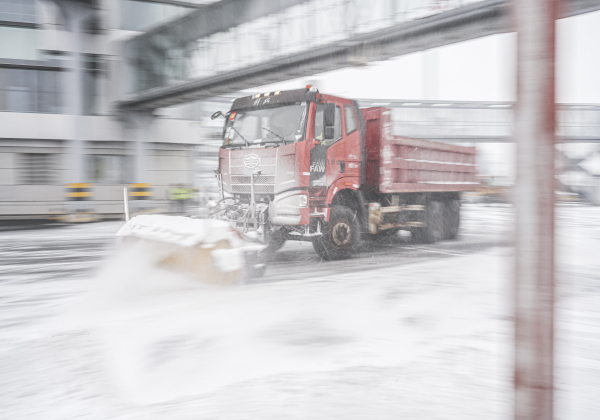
222, 102, 308, 147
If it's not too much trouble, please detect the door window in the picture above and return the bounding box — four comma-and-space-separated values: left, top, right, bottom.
333, 106, 342, 142
344, 104, 357, 134
315, 104, 342, 145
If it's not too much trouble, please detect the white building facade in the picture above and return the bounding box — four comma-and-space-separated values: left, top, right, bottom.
0, 0, 206, 220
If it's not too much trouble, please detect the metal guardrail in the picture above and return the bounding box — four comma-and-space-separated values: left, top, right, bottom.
192, 96, 600, 143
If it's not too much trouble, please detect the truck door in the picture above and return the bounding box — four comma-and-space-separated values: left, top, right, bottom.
310, 101, 362, 189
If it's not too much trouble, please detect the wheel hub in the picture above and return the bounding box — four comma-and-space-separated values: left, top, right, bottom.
331, 220, 352, 249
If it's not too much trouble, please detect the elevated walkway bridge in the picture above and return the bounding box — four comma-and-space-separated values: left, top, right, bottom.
119, 0, 600, 110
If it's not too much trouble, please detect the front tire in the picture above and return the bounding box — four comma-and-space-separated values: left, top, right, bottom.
313, 205, 361, 260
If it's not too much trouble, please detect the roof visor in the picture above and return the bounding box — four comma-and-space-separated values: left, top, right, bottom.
231, 88, 318, 111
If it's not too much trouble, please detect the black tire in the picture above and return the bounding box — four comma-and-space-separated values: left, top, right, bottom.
443, 199, 460, 240
413, 200, 445, 244
313, 205, 362, 260
312, 236, 326, 255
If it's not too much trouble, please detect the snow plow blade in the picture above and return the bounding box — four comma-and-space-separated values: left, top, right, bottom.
115, 215, 265, 284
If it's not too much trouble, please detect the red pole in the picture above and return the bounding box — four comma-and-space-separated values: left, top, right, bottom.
513, 0, 557, 419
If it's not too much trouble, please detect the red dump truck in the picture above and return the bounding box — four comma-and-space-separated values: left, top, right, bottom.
211, 87, 477, 260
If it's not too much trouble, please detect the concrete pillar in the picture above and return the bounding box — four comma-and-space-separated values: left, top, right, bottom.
513, 0, 557, 419
60, 1, 91, 184
54, 0, 95, 218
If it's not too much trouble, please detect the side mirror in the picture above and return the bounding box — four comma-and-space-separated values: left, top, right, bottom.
211, 111, 224, 120
324, 127, 335, 140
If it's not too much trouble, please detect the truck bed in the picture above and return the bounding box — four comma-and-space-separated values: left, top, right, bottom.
362, 107, 477, 194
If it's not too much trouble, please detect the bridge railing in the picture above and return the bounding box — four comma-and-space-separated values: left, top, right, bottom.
381, 102, 600, 142
390, 105, 513, 139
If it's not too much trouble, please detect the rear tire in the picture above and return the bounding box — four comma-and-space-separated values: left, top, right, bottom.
443, 199, 460, 240
313, 205, 361, 260
413, 200, 445, 244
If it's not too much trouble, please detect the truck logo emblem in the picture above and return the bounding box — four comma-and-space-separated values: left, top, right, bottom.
243, 154, 260, 169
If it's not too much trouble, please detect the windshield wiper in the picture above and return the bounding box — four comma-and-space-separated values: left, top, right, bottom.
261, 126, 288, 142
230, 126, 250, 147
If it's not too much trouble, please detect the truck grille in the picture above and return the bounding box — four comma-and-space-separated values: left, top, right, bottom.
230, 175, 275, 194
231, 184, 275, 194
231, 175, 275, 184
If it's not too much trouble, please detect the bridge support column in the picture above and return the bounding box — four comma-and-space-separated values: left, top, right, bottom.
513, 0, 557, 419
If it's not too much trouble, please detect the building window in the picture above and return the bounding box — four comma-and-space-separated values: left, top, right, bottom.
38, 70, 62, 113
0, 68, 62, 113
0, 0, 36, 25
83, 55, 104, 115
86, 155, 129, 184
4, 67, 35, 112
0, 27, 37, 60
18, 153, 57, 184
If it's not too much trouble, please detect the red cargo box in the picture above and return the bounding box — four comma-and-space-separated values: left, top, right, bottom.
362, 107, 477, 194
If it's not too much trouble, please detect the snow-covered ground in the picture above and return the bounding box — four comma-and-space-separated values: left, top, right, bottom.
0, 204, 598, 419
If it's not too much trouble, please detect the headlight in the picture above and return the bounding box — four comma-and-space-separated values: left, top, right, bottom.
298, 194, 308, 208
278, 192, 308, 208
